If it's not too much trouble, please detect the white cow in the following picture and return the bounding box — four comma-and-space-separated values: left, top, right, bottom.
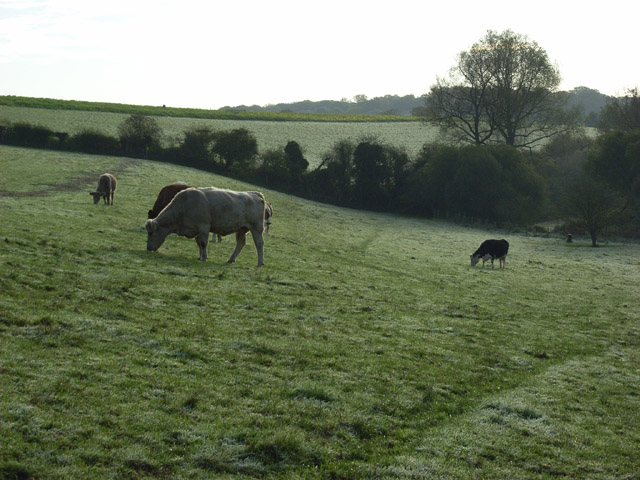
145, 187, 269, 267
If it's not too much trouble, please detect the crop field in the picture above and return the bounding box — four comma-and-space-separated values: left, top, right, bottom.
1, 145, 639, 479
0, 105, 437, 169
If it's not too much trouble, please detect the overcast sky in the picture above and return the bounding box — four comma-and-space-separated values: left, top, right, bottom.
1, 0, 638, 110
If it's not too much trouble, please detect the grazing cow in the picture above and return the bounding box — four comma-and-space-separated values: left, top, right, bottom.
90, 173, 117, 205
148, 183, 222, 243
470, 239, 509, 269
145, 187, 268, 267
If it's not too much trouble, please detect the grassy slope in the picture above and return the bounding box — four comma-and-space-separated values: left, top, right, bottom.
1, 145, 638, 479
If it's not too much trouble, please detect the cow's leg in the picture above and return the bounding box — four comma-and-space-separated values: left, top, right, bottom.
250, 231, 264, 267
196, 228, 209, 261
227, 231, 247, 264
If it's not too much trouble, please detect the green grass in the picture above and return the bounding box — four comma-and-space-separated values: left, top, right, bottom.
1, 145, 639, 479
0, 95, 417, 123
0, 104, 435, 169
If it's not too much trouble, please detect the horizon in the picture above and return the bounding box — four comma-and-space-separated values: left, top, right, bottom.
1, 84, 618, 113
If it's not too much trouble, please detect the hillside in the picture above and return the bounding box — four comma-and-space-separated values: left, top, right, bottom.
1, 145, 639, 479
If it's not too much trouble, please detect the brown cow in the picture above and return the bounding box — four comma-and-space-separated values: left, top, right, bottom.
90, 173, 117, 205
147, 183, 192, 219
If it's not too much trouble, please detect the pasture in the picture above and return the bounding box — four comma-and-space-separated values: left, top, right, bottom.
1, 145, 639, 479
0, 105, 436, 169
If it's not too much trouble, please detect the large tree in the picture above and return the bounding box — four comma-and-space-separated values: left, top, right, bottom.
425, 30, 578, 148
211, 128, 258, 171
117, 114, 162, 158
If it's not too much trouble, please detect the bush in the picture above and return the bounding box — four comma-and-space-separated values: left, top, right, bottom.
1, 122, 57, 148
174, 126, 216, 168
118, 114, 162, 158
66, 130, 121, 155
212, 128, 258, 171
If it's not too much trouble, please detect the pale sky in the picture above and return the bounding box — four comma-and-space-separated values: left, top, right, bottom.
1, 0, 638, 110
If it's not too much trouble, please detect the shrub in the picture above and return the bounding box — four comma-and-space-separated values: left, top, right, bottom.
118, 114, 162, 158
66, 130, 121, 155
212, 128, 258, 171
2, 122, 57, 148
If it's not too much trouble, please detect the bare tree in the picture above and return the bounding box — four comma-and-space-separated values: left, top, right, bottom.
424, 30, 579, 149
426, 44, 495, 145
565, 175, 621, 246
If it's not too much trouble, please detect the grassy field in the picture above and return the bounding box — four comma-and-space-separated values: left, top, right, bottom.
0, 105, 436, 169
1, 145, 639, 479
0, 95, 419, 123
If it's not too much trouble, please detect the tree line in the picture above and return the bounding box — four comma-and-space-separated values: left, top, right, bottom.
228, 88, 609, 126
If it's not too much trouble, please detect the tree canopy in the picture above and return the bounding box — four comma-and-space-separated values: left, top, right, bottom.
425, 30, 579, 148
117, 114, 162, 158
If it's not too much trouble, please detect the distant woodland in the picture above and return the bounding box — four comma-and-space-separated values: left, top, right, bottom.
225, 86, 610, 126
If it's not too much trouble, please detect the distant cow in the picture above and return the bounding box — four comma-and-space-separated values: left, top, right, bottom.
145, 187, 269, 267
148, 183, 222, 243
470, 239, 509, 269
90, 173, 117, 205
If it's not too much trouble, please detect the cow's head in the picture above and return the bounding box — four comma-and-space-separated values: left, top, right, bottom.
145, 219, 171, 252
89, 191, 102, 204
470, 254, 480, 267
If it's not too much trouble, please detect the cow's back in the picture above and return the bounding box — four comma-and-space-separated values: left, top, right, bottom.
474, 239, 509, 257
98, 173, 116, 192
199, 187, 265, 235
495, 239, 509, 257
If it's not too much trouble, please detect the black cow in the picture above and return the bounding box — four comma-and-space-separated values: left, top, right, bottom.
470, 239, 509, 269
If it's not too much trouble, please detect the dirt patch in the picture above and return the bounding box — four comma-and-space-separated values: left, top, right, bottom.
0, 159, 142, 197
